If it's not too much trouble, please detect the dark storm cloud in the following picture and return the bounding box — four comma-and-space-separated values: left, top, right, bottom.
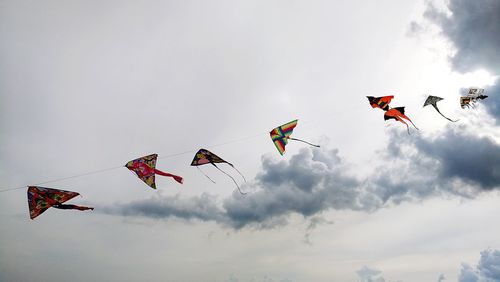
411, 129, 500, 189
102, 128, 499, 229
222, 148, 368, 228
458, 249, 500, 282
422, 0, 500, 74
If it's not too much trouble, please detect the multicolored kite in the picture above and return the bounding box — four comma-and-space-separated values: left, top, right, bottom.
423, 95, 458, 122
126, 153, 183, 189
460, 87, 488, 109
191, 149, 246, 195
27, 186, 93, 220
270, 120, 320, 155
366, 96, 419, 134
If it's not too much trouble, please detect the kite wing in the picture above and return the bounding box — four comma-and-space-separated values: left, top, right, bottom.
468, 88, 484, 97
126, 154, 183, 189
191, 149, 229, 166
423, 95, 443, 107
461, 88, 488, 109
126, 154, 158, 188
384, 107, 419, 134
27, 186, 80, 219
269, 119, 298, 155
367, 96, 394, 111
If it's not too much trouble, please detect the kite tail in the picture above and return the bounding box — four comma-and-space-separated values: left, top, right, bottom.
395, 117, 411, 135
400, 115, 419, 131
437, 110, 459, 122
228, 163, 247, 182
197, 167, 216, 183
154, 169, 184, 184
408, 119, 419, 130
213, 164, 247, 195
433, 105, 459, 122
53, 204, 94, 211
289, 138, 320, 148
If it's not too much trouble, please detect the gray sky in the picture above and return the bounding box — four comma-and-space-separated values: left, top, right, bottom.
1, 1, 499, 281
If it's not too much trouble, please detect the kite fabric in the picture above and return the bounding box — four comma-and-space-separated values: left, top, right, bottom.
27, 186, 93, 220
270, 119, 320, 155
367, 95, 393, 111
191, 149, 247, 195
423, 95, 458, 122
460, 87, 488, 109
366, 96, 419, 134
125, 153, 183, 189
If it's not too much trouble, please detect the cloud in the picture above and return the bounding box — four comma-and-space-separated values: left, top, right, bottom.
458, 249, 500, 282
437, 273, 446, 282
410, 129, 500, 190
477, 249, 500, 280
418, 0, 500, 120
303, 216, 334, 245
101, 127, 500, 229
422, 0, 500, 74
356, 266, 386, 282
221, 148, 369, 228
484, 81, 500, 122
458, 264, 479, 282
100, 193, 226, 223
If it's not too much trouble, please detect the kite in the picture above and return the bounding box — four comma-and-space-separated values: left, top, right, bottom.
423, 95, 458, 122
125, 153, 183, 189
367, 95, 393, 111
191, 149, 247, 195
270, 119, 320, 155
366, 96, 419, 134
27, 186, 93, 220
460, 87, 488, 109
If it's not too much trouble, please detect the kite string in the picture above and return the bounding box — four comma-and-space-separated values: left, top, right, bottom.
157, 132, 268, 161
0, 119, 320, 194
0, 165, 123, 193
0, 132, 268, 193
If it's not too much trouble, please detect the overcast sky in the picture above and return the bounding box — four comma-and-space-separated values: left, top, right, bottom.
1, 1, 499, 281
